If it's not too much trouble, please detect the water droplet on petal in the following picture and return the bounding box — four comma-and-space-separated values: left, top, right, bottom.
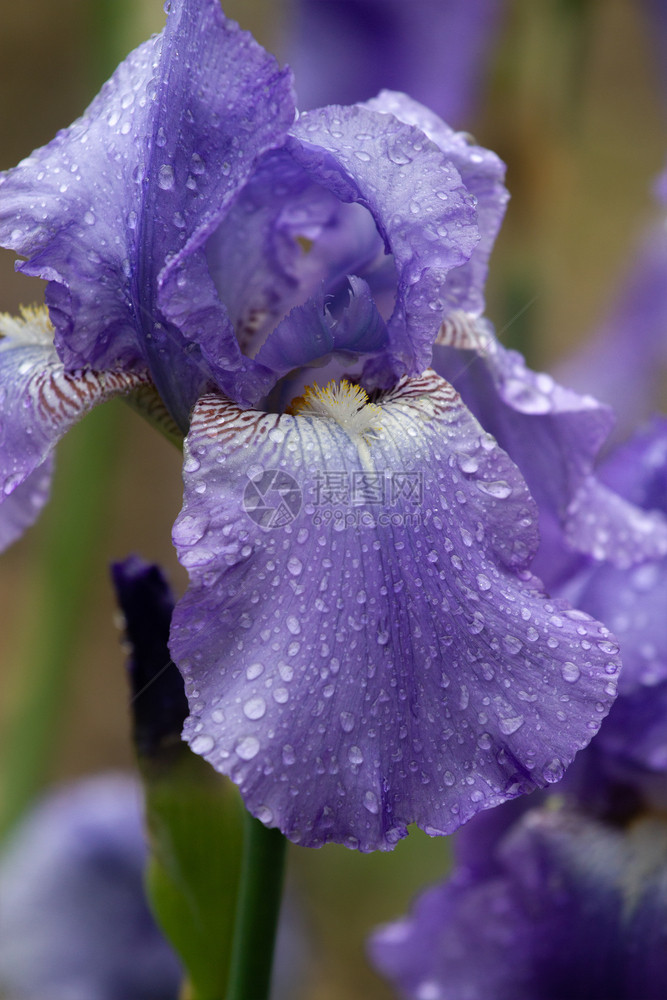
561, 661, 581, 683
363, 790, 379, 814
339, 711, 355, 733
476, 480, 512, 499
286, 615, 301, 635
235, 736, 260, 760
158, 164, 175, 190
243, 696, 266, 720
543, 758, 564, 783
191, 734, 214, 755
256, 805, 273, 824
499, 715, 524, 735
503, 635, 522, 655
287, 557, 303, 576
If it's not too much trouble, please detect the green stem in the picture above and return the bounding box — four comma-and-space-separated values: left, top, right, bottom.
226, 813, 287, 1000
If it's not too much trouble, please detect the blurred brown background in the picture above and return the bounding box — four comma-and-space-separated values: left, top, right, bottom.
0, 1, 664, 998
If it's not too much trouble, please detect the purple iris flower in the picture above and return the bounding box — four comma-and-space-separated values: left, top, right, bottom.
0, 0, 625, 850
554, 418, 667, 802
370, 802, 667, 1000
0, 773, 182, 1000
370, 417, 667, 996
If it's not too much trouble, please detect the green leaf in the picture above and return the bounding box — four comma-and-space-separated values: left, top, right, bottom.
141, 747, 245, 1000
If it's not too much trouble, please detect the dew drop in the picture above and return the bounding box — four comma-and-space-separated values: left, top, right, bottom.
503, 635, 523, 654
458, 454, 479, 474
287, 556, 303, 576
499, 715, 524, 735
543, 758, 564, 783
235, 736, 260, 760
476, 480, 512, 499
158, 163, 175, 190
561, 661, 580, 683
363, 790, 379, 814
339, 711, 355, 733
286, 615, 301, 635
243, 696, 266, 720
172, 513, 207, 545
190, 734, 214, 755
256, 805, 273, 824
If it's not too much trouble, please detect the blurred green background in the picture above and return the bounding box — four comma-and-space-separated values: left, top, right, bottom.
0, 1, 664, 998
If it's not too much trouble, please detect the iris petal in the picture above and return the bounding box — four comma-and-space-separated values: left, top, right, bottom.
287, 104, 480, 382
364, 90, 509, 319
254, 277, 388, 381
0, 0, 296, 424
371, 808, 667, 1000
433, 335, 667, 569
0, 309, 147, 550
0, 461, 53, 553
170, 372, 619, 850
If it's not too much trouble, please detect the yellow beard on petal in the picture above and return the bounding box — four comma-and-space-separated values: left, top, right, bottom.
288, 378, 383, 445
0, 304, 53, 345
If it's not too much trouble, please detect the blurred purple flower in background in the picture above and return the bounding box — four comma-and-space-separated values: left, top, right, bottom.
0, 0, 646, 851
287, 0, 505, 126
556, 166, 667, 442
371, 402, 667, 996
371, 802, 667, 1000
556, 419, 667, 800
0, 773, 182, 1000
